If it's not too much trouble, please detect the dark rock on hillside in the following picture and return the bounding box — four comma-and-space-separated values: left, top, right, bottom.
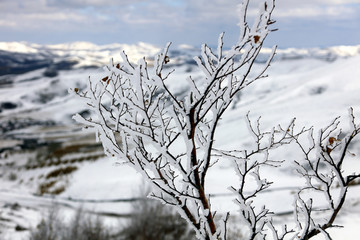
0, 76, 13, 87
1, 102, 17, 110
20, 138, 47, 150
43, 66, 58, 77
0, 118, 55, 135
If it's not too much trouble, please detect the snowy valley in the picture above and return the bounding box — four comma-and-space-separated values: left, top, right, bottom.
0, 41, 360, 239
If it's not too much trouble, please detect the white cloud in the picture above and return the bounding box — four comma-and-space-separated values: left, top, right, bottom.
45, 0, 145, 8
261, 0, 360, 8
0, 0, 359, 47
274, 5, 357, 19
1, 0, 359, 28
0, 20, 17, 28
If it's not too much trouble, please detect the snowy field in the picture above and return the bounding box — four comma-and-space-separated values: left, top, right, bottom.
0, 42, 360, 239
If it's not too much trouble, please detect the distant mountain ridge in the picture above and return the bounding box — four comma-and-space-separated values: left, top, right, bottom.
0, 41, 161, 76
0, 41, 360, 76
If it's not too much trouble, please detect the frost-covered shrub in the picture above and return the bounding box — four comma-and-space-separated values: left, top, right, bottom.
30, 205, 111, 240
29, 206, 60, 240
119, 197, 195, 240
73, 0, 360, 239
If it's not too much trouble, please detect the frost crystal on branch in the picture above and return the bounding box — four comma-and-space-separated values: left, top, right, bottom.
73, 0, 360, 239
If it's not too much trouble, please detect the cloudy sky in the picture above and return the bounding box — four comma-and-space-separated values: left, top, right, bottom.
1, 0, 359, 49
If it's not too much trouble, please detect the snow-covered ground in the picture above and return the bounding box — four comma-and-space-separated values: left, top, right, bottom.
0, 42, 360, 239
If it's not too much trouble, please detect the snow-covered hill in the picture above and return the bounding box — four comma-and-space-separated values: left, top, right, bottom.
0, 41, 160, 75
1, 41, 360, 76
0, 42, 360, 239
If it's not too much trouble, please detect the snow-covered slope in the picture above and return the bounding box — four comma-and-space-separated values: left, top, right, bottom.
1, 41, 360, 75
0, 41, 160, 75
0, 42, 360, 239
